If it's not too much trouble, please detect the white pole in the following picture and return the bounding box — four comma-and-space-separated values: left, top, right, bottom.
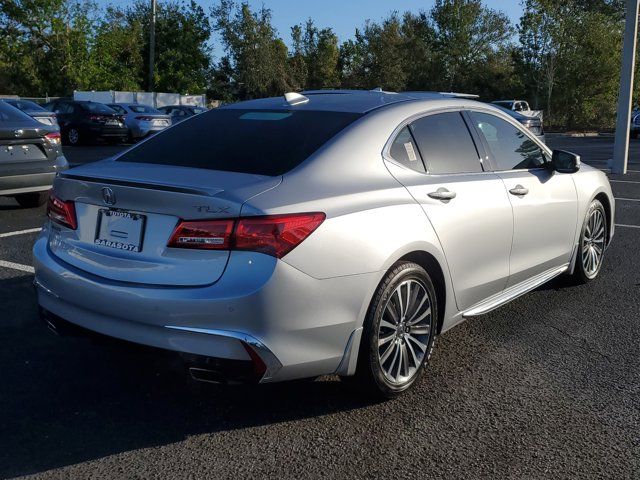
612, 0, 639, 175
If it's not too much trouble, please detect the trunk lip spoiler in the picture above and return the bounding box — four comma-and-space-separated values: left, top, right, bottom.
59, 172, 215, 197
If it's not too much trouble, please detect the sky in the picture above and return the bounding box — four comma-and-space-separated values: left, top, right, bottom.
101, 0, 523, 59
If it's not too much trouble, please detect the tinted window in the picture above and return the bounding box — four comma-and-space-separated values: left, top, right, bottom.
129, 104, 160, 114
53, 103, 73, 114
117, 109, 362, 176
5, 99, 46, 111
469, 112, 546, 170
82, 102, 116, 114
109, 105, 127, 114
409, 112, 482, 174
389, 126, 425, 173
0, 102, 35, 124
192, 107, 207, 114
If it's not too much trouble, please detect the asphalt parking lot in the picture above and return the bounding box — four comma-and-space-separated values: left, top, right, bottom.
1, 136, 639, 479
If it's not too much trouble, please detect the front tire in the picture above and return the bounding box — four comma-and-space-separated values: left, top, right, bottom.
347, 261, 438, 399
571, 199, 607, 284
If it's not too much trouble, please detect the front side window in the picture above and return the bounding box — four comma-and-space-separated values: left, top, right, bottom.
109, 105, 127, 114
388, 126, 425, 173
409, 112, 482, 175
469, 111, 546, 171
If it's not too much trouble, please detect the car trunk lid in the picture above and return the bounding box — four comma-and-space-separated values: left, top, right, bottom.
49, 160, 281, 286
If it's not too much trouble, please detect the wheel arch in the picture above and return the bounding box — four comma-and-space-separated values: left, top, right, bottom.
593, 192, 613, 246
396, 250, 447, 335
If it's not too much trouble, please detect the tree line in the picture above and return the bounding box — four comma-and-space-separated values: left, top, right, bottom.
0, 0, 637, 129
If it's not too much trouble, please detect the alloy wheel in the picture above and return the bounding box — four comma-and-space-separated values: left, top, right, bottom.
377, 279, 432, 385
582, 207, 606, 278
68, 128, 79, 145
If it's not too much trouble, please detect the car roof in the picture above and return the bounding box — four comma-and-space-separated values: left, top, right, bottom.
222, 90, 480, 114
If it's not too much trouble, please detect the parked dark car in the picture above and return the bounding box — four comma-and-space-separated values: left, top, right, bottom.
492, 104, 545, 143
43, 100, 128, 145
1, 98, 59, 128
0, 101, 67, 207
157, 105, 207, 123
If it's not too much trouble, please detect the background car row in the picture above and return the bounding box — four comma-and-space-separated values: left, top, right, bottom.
1, 98, 210, 146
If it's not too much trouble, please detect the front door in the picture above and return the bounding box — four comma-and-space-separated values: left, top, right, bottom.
467, 111, 578, 287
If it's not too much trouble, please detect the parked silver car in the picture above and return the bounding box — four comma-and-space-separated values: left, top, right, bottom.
34, 90, 614, 397
107, 103, 171, 141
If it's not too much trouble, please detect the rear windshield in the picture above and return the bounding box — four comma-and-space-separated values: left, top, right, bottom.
129, 104, 160, 114
82, 102, 116, 114
117, 109, 363, 176
5, 99, 46, 111
0, 101, 36, 124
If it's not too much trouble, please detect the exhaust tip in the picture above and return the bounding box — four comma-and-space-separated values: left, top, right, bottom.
188, 367, 228, 384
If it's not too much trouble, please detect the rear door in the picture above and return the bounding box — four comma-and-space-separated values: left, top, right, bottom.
467, 110, 578, 287
385, 111, 513, 311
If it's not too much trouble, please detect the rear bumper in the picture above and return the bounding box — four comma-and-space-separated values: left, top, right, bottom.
130, 123, 168, 138
33, 227, 377, 382
86, 125, 128, 138
0, 155, 68, 196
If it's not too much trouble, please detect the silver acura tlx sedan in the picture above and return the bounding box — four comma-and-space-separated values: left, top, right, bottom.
34, 90, 614, 397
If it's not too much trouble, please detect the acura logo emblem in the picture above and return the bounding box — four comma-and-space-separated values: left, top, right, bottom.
102, 187, 116, 205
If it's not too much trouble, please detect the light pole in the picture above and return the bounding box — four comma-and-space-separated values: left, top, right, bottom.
612, 0, 639, 175
148, 0, 156, 92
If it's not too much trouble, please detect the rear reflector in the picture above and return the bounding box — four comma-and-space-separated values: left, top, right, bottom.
167, 213, 325, 258
167, 219, 234, 250
47, 193, 77, 230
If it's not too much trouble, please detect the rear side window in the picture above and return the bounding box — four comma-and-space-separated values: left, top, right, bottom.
82, 102, 116, 114
388, 126, 425, 173
469, 112, 546, 170
129, 104, 160, 114
117, 109, 363, 176
409, 112, 482, 174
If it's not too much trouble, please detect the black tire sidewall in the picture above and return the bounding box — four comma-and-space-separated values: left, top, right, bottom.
15, 192, 47, 208
359, 262, 438, 398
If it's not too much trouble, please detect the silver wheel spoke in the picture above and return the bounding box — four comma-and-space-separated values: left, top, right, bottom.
405, 339, 419, 368
408, 307, 431, 326
395, 288, 405, 319
378, 333, 395, 347
380, 319, 396, 331
407, 335, 427, 353
385, 303, 399, 324
380, 341, 396, 364
400, 343, 409, 378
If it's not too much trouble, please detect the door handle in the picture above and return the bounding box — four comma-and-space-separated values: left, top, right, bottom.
428, 188, 457, 201
509, 185, 529, 196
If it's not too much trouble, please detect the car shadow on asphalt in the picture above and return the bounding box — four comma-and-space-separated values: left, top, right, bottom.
0, 274, 379, 479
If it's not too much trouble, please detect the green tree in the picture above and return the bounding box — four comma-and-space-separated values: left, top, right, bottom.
0, 0, 96, 96
211, 0, 291, 99
291, 19, 340, 89
127, 0, 211, 93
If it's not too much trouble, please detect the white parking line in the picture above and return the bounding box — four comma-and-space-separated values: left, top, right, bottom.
610, 180, 640, 184
616, 223, 640, 230
0, 260, 34, 274
616, 197, 640, 202
0, 227, 42, 239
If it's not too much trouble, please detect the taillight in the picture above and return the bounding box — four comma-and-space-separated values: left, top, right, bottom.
234, 213, 325, 258
167, 213, 325, 258
167, 219, 234, 249
88, 115, 104, 122
45, 131, 61, 145
47, 193, 77, 230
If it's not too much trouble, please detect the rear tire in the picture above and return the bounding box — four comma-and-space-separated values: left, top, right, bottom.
569, 199, 607, 284
66, 127, 81, 146
15, 192, 48, 208
344, 261, 438, 399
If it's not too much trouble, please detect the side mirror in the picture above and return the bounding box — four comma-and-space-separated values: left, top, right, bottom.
551, 150, 581, 173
